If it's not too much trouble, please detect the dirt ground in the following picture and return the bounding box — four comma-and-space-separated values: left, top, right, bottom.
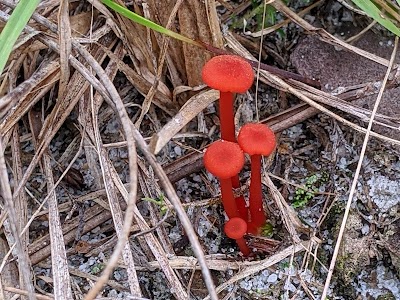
0, 0, 399, 299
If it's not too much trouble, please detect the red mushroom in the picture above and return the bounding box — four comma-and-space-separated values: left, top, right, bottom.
238, 123, 276, 234
202, 55, 254, 220
203, 140, 244, 218
224, 217, 250, 256
201, 55, 254, 142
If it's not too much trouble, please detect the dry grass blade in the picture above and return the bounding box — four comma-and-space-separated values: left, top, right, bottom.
131, 124, 218, 300
29, 96, 71, 299
204, 0, 224, 47
88, 62, 141, 295
321, 36, 399, 300
271, 0, 393, 68
10, 124, 29, 290
203, 241, 310, 299
263, 175, 309, 243
0, 236, 18, 299
150, 89, 218, 154
290, 80, 400, 128
79, 42, 124, 193
43, 154, 73, 299
94, 145, 142, 296
0, 139, 36, 300
57, 0, 71, 100
2, 287, 52, 300
0, 59, 59, 125
225, 32, 400, 147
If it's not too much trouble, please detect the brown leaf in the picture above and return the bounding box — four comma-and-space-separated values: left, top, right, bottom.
64, 167, 85, 190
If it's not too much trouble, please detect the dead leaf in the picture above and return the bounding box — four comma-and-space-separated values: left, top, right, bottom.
149, 89, 218, 154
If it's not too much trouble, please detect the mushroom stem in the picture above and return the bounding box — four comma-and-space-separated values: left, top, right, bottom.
231, 175, 248, 220
219, 93, 248, 220
235, 237, 251, 256
220, 178, 239, 218
249, 154, 266, 229
219, 91, 235, 142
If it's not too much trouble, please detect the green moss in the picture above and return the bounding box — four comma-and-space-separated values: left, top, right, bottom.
292, 171, 329, 208
261, 222, 274, 237
377, 293, 396, 300
90, 263, 105, 275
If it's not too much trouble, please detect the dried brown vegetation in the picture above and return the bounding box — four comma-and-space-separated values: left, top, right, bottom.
1, 0, 399, 299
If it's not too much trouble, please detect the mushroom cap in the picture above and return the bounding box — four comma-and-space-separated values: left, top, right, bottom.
204, 140, 244, 179
202, 55, 254, 93
224, 217, 247, 240
238, 123, 276, 156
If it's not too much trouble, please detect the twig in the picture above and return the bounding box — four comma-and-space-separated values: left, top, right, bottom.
225, 31, 400, 147
76, 41, 142, 300
132, 210, 170, 239
321, 36, 399, 300
130, 123, 219, 300
203, 241, 310, 299
0, 140, 36, 300
43, 153, 73, 299
3, 286, 52, 300
200, 41, 321, 88
270, 0, 393, 68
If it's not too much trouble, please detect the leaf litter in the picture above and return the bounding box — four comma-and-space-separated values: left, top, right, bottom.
0, 1, 399, 300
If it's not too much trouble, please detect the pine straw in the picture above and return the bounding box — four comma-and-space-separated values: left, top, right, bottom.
0, 0, 400, 299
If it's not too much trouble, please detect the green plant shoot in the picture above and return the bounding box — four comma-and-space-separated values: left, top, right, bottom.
101, 0, 202, 47
351, 0, 400, 36
142, 194, 168, 216
293, 172, 329, 208
0, 0, 41, 75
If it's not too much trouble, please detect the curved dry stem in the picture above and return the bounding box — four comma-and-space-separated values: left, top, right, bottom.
0, 4, 140, 298
130, 123, 219, 300
320, 36, 399, 300
203, 241, 310, 299
225, 32, 400, 147
0, 140, 36, 300
73, 41, 140, 300
270, 0, 394, 68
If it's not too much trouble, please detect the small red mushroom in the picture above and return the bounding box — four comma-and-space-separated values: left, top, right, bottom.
203, 140, 244, 218
202, 55, 254, 221
201, 55, 254, 142
224, 217, 250, 256
238, 123, 276, 234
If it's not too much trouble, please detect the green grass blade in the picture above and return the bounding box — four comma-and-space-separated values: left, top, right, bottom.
0, 0, 41, 75
352, 0, 400, 36
101, 0, 201, 46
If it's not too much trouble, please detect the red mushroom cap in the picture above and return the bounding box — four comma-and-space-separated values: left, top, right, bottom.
224, 217, 247, 240
237, 123, 276, 156
202, 55, 254, 93
204, 140, 244, 179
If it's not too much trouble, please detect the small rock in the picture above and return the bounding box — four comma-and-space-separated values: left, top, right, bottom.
267, 273, 278, 283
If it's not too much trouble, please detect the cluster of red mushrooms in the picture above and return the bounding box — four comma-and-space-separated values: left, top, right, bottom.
202, 55, 276, 256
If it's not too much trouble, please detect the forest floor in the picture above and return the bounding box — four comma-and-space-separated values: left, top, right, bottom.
0, 0, 399, 299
